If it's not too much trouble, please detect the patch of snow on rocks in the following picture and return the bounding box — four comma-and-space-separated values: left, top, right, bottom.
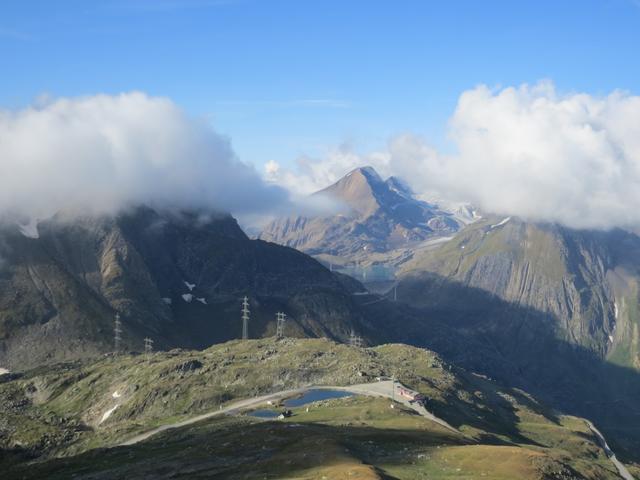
162, 297, 172, 305
100, 405, 119, 424
0, 368, 9, 375
609, 335, 614, 343
614, 301, 619, 320
18, 218, 40, 239
490, 217, 511, 229
196, 297, 207, 305
112, 391, 121, 399
182, 293, 193, 303
184, 281, 196, 291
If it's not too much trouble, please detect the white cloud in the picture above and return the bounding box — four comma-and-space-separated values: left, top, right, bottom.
264, 160, 280, 180
267, 144, 393, 196
0, 92, 290, 220
271, 82, 640, 230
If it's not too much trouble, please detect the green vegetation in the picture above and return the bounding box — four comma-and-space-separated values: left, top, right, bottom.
0, 338, 630, 479
608, 281, 640, 370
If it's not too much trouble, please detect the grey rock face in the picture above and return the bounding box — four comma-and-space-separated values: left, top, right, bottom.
398, 216, 639, 365
260, 167, 462, 261
0, 207, 366, 370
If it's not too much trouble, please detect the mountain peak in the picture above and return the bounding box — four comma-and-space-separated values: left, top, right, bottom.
350, 165, 382, 183
317, 166, 385, 218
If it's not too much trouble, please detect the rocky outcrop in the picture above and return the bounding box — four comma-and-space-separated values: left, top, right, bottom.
0, 207, 366, 370
260, 167, 462, 261
398, 216, 640, 368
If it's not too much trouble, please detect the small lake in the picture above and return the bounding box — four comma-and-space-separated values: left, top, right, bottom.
250, 409, 281, 419
335, 265, 396, 282
284, 389, 352, 407
248, 389, 353, 419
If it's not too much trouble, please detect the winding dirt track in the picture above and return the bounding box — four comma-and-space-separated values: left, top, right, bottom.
119, 381, 633, 480
585, 420, 635, 480
118, 381, 458, 446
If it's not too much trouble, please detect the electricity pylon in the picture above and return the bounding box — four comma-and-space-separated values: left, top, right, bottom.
241, 296, 250, 340
144, 337, 154, 357
349, 330, 363, 348
276, 312, 286, 339
114, 313, 122, 354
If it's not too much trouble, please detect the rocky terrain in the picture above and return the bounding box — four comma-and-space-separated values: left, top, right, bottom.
397, 215, 640, 369
3, 204, 640, 478
0, 207, 367, 371
1, 338, 633, 479
260, 167, 467, 274
370, 216, 640, 461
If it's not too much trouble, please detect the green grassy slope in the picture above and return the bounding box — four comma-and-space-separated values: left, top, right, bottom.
0, 339, 628, 479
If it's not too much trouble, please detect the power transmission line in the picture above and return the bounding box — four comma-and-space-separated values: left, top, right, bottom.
276, 312, 287, 339
144, 337, 154, 357
349, 330, 363, 348
114, 313, 122, 354
241, 296, 250, 340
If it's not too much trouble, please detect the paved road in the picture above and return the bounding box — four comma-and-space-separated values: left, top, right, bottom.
119, 380, 460, 446
119, 387, 308, 446
334, 381, 459, 435
585, 420, 635, 480
119, 382, 634, 480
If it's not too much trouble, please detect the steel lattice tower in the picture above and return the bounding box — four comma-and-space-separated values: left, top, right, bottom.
276, 312, 286, 339
144, 337, 154, 356
241, 296, 250, 340
114, 313, 122, 354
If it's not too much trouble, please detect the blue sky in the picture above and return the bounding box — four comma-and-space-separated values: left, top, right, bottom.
2, 0, 640, 171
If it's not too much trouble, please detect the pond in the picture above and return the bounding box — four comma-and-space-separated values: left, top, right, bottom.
248, 389, 353, 419
249, 409, 281, 419
335, 264, 396, 282
284, 389, 352, 407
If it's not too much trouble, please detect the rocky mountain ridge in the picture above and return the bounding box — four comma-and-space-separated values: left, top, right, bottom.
397, 216, 640, 365
0, 207, 367, 371
260, 167, 467, 270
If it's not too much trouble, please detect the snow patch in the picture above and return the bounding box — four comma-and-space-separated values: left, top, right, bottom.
0, 368, 9, 375
162, 297, 172, 305
490, 217, 511, 229
184, 281, 196, 291
182, 293, 193, 303
614, 301, 619, 320
609, 335, 614, 343
18, 218, 40, 239
196, 297, 207, 305
112, 391, 121, 399
100, 404, 119, 424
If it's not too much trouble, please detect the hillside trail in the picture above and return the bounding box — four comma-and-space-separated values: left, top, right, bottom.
585, 420, 635, 480
118, 380, 633, 480
119, 380, 457, 446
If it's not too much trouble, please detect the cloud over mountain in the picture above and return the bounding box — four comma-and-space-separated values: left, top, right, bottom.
0, 92, 289, 219
269, 82, 640, 230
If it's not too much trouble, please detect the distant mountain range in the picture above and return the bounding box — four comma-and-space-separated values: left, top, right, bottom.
378, 215, 640, 459
2, 177, 640, 464
0, 207, 368, 371
260, 167, 476, 275
261, 168, 640, 459
397, 215, 640, 367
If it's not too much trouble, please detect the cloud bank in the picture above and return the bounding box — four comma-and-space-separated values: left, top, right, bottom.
270, 82, 640, 230
0, 92, 289, 220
